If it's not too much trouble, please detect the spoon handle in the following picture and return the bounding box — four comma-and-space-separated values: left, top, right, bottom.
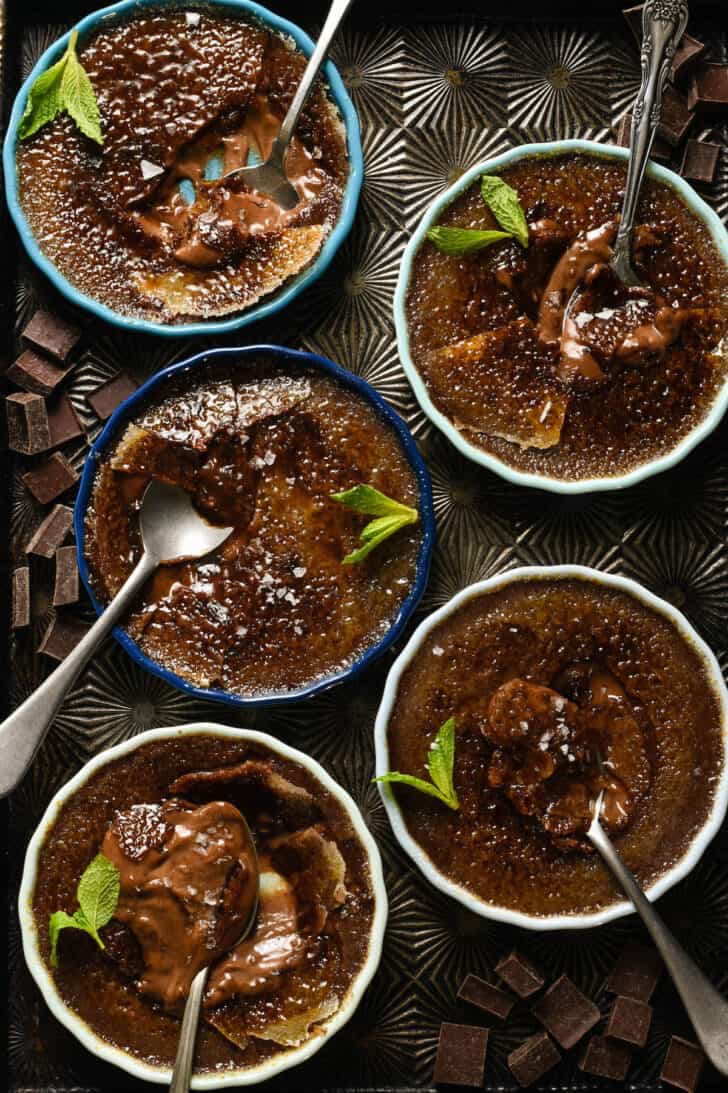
588, 818, 728, 1075
170, 966, 209, 1093
0, 549, 157, 799
612, 0, 688, 284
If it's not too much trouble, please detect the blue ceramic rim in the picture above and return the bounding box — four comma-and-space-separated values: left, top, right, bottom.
394, 139, 728, 495
3, 0, 363, 338
74, 343, 436, 708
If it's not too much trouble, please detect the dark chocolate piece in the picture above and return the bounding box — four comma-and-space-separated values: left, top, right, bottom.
433, 1022, 489, 1087
6, 348, 73, 396
680, 139, 720, 185
606, 942, 662, 1001
26, 504, 74, 558
578, 1034, 632, 1081
22, 309, 81, 363
606, 995, 652, 1047
38, 615, 90, 661
53, 545, 80, 606
22, 452, 78, 504
671, 34, 707, 82
495, 950, 544, 998
660, 1036, 705, 1092
457, 974, 515, 1020
12, 567, 30, 629
508, 1031, 561, 1088
531, 974, 600, 1049
6, 392, 51, 454
688, 63, 728, 113
659, 86, 694, 147
47, 393, 84, 447
616, 112, 672, 162
87, 372, 138, 420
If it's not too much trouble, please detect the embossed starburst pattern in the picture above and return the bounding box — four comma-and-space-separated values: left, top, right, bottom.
402, 126, 511, 227
329, 28, 406, 129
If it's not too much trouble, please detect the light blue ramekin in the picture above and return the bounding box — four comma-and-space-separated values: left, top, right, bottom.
74, 344, 436, 708
394, 139, 728, 494
3, 0, 363, 337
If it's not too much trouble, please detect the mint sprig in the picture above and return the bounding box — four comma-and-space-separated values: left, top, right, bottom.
480, 175, 529, 247
331, 484, 418, 565
375, 717, 459, 811
426, 226, 512, 257
49, 853, 120, 966
19, 30, 103, 145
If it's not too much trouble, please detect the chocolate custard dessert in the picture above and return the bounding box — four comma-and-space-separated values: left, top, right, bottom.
406, 153, 728, 481
84, 357, 423, 698
384, 575, 725, 917
16, 8, 348, 322
33, 733, 377, 1072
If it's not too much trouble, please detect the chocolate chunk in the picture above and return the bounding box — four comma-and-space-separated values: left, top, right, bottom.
606, 942, 662, 1001
671, 35, 707, 82
606, 995, 652, 1046
578, 1034, 632, 1081
22, 309, 81, 363
457, 974, 515, 1020
6, 392, 51, 454
615, 112, 672, 163
6, 348, 73, 396
531, 975, 600, 1049
38, 615, 90, 661
87, 372, 138, 420
688, 63, 728, 113
53, 545, 80, 606
26, 504, 74, 558
495, 950, 545, 998
660, 1037, 704, 1092
22, 452, 78, 504
508, 1031, 561, 1088
680, 139, 720, 185
433, 1022, 489, 1087
48, 393, 84, 447
659, 86, 694, 147
12, 567, 30, 629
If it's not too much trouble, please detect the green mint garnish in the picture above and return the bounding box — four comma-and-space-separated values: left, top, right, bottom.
375, 717, 459, 811
426, 226, 512, 257
480, 175, 529, 248
331, 484, 418, 565
19, 30, 103, 145
49, 853, 120, 966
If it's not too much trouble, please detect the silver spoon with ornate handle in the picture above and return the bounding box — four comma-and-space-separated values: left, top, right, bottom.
588, 791, 728, 1075
0, 480, 233, 799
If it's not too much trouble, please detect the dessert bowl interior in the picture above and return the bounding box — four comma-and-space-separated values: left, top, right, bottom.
394, 139, 728, 494
3, 0, 363, 337
20, 722, 388, 1088
374, 564, 728, 930
73, 343, 435, 708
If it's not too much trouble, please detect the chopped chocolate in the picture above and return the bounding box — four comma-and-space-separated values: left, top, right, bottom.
688, 63, 728, 113
87, 372, 139, 420
606, 942, 662, 1001
433, 1022, 489, 1087
680, 139, 720, 185
606, 994, 652, 1046
495, 950, 544, 998
53, 545, 80, 606
457, 974, 515, 1020
615, 112, 672, 163
6, 348, 73, 396
38, 615, 90, 661
6, 392, 51, 454
508, 1031, 561, 1088
22, 452, 78, 504
531, 974, 600, 1049
660, 1036, 705, 1092
578, 1034, 632, 1081
26, 504, 74, 558
12, 567, 30, 629
671, 34, 707, 82
22, 309, 81, 363
48, 393, 84, 447
658, 86, 694, 147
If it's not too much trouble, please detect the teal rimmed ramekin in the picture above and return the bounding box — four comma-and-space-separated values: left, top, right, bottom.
394, 139, 728, 495
3, 0, 363, 338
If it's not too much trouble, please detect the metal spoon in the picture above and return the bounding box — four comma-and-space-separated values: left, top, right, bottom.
0, 480, 233, 798
588, 791, 728, 1075
222, 0, 355, 209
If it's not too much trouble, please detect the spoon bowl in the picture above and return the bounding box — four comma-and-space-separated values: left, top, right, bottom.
140, 480, 234, 565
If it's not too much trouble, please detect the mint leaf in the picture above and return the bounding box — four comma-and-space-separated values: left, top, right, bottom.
332, 484, 418, 565
375, 717, 459, 811
18, 30, 103, 145
49, 911, 80, 967
426, 226, 512, 257
18, 52, 68, 140
331, 484, 416, 519
48, 853, 120, 966
480, 175, 529, 248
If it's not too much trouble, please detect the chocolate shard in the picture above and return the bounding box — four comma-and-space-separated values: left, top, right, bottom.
660, 1036, 705, 1092
12, 567, 30, 629
22, 451, 78, 504
495, 950, 544, 999
48, 393, 84, 447
22, 309, 81, 363
508, 1031, 561, 1088
6, 348, 74, 396
26, 504, 74, 558
615, 112, 672, 163
671, 34, 707, 82
6, 392, 51, 454
457, 973, 515, 1020
53, 545, 80, 606
680, 139, 720, 185
38, 615, 90, 661
688, 63, 728, 113
578, 1034, 632, 1081
658, 85, 694, 147
531, 974, 600, 1049
87, 372, 139, 421
606, 995, 652, 1047
433, 1022, 488, 1087
606, 942, 663, 1002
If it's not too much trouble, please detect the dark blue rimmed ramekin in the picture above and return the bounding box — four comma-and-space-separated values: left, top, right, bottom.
74, 344, 436, 708
3, 0, 363, 338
